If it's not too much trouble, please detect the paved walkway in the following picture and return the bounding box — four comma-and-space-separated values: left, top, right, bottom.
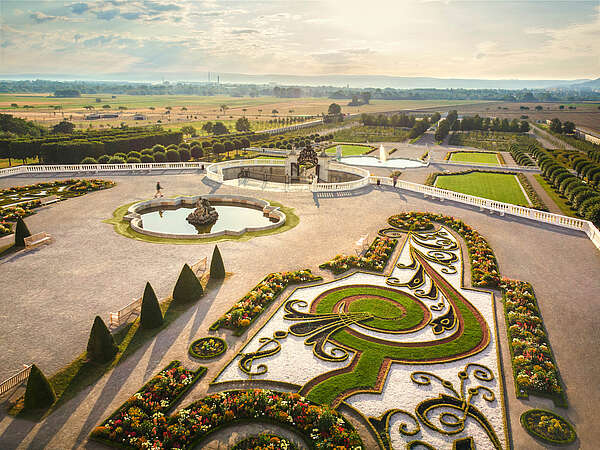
0, 172, 598, 449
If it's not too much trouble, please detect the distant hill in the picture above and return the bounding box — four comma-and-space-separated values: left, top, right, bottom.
569, 77, 600, 89
0, 72, 592, 90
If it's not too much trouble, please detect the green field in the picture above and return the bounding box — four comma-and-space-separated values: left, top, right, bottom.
435, 172, 530, 205
325, 144, 373, 156
448, 151, 500, 165
333, 125, 411, 143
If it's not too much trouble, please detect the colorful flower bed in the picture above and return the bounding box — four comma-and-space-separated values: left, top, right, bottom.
501, 279, 566, 405
520, 409, 576, 444
167, 390, 363, 449
232, 433, 299, 450
387, 212, 434, 231
189, 337, 227, 359
386, 212, 500, 287
90, 361, 206, 449
319, 236, 397, 274
210, 270, 322, 335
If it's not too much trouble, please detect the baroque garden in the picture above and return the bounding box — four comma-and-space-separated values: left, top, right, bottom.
0, 121, 598, 450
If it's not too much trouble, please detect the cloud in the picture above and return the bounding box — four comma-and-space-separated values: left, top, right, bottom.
30, 12, 59, 23
231, 29, 259, 35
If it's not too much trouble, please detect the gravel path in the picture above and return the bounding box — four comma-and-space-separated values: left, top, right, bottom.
0, 173, 598, 449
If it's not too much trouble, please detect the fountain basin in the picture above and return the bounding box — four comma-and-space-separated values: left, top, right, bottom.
339, 156, 427, 169
124, 195, 285, 239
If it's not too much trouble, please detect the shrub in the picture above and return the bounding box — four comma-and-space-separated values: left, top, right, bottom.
152, 144, 166, 153
166, 149, 180, 162
154, 151, 166, 162
114, 152, 127, 159
178, 142, 190, 150
14, 216, 31, 247
579, 195, 600, 217
140, 154, 154, 163
210, 245, 225, 279
191, 146, 203, 158
127, 151, 141, 159
81, 156, 97, 164
141, 148, 154, 155
568, 185, 589, 202
173, 264, 203, 303
108, 156, 125, 164
86, 316, 118, 363
573, 190, 598, 210
140, 282, 163, 329
586, 203, 600, 227
178, 148, 191, 161
23, 364, 56, 411
127, 156, 141, 163
97, 154, 110, 164
559, 177, 578, 194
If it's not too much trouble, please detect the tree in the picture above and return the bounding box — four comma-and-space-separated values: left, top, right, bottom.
202, 122, 213, 134
52, 120, 75, 134
520, 121, 530, 132
212, 121, 229, 135
86, 316, 118, 363
549, 118, 562, 133
328, 103, 342, 115
562, 121, 575, 134
166, 149, 180, 162
559, 105, 565, 109
181, 125, 196, 136
23, 364, 56, 411
220, 104, 228, 113
212, 142, 225, 156
272, 109, 279, 114
535, 105, 543, 111
235, 117, 251, 132
140, 282, 163, 329
102, 104, 111, 109
210, 245, 225, 279
14, 216, 31, 247
173, 264, 204, 304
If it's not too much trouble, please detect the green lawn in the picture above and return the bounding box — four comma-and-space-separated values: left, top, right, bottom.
325, 144, 373, 156
533, 174, 578, 217
0, 157, 38, 168
435, 172, 530, 206
448, 151, 500, 165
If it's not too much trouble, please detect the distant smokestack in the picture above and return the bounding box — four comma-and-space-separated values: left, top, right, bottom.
217, 75, 220, 84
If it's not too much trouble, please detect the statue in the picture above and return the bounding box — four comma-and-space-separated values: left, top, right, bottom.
186, 198, 219, 226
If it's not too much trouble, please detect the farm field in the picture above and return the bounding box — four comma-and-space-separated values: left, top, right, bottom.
1, 95, 489, 130
325, 144, 373, 156
333, 125, 412, 142
448, 151, 500, 165
435, 171, 530, 205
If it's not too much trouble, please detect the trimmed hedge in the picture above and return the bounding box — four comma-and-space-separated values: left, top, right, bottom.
140, 282, 163, 329
86, 316, 118, 364
209, 245, 225, 279
23, 365, 56, 411
14, 216, 31, 247
173, 264, 204, 304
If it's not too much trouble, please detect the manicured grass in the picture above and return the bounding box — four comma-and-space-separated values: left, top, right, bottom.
325, 144, 373, 156
0, 158, 38, 168
533, 174, 578, 217
449, 151, 500, 165
333, 125, 410, 143
435, 172, 530, 206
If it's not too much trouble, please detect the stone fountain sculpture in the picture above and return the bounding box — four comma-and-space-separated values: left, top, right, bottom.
379, 144, 388, 163
186, 198, 219, 226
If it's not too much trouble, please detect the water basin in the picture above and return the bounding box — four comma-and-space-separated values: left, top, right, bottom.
339, 156, 426, 169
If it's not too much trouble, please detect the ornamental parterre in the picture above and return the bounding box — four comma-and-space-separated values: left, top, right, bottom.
319, 236, 397, 274
189, 337, 227, 359
501, 279, 565, 404
210, 270, 322, 334
232, 433, 298, 450
520, 409, 576, 444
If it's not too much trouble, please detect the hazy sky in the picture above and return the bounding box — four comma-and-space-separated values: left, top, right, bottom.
1, 0, 598, 80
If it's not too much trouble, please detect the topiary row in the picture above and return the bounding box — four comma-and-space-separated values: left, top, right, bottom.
81, 143, 197, 164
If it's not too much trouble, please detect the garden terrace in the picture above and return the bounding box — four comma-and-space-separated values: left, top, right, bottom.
446, 151, 502, 165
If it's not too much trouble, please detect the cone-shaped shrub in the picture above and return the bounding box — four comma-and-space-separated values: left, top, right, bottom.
23, 364, 55, 411
14, 216, 31, 247
210, 245, 225, 279
86, 316, 118, 363
173, 264, 203, 303
140, 282, 163, 328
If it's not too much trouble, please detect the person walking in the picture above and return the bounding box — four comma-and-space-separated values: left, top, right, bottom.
154, 181, 163, 198
392, 175, 398, 187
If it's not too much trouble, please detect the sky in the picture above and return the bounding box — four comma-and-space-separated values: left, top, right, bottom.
0, 0, 598, 82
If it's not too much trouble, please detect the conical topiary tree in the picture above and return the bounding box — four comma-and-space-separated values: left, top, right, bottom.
173, 264, 204, 304
23, 364, 56, 411
140, 282, 163, 328
86, 316, 118, 363
14, 216, 31, 247
210, 245, 225, 279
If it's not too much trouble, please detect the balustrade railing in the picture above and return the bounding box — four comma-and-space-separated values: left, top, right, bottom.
0, 364, 32, 396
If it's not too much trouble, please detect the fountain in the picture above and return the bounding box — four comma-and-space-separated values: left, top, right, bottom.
336, 145, 342, 161
379, 144, 388, 163
186, 198, 218, 226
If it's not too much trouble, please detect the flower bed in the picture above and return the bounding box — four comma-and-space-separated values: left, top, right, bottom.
210, 270, 322, 335
385, 212, 500, 287
500, 279, 566, 405
319, 236, 397, 274
520, 409, 576, 444
189, 337, 227, 359
232, 433, 299, 450
167, 390, 363, 449
387, 212, 434, 231
90, 361, 206, 449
